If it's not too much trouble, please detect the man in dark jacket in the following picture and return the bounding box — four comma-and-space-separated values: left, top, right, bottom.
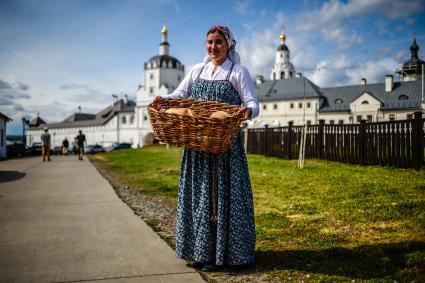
41, 127, 51, 162
76, 130, 86, 161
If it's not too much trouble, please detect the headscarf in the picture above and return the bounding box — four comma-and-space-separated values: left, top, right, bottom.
203, 25, 241, 65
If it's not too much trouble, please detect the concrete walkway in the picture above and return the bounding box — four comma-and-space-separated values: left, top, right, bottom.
0, 156, 204, 283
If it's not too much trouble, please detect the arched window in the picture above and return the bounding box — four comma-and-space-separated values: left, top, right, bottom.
281, 71, 285, 79
398, 95, 409, 100
361, 100, 369, 104
335, 98, 343, 104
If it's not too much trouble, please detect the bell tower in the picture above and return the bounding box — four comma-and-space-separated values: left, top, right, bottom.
271, 32, 296, 80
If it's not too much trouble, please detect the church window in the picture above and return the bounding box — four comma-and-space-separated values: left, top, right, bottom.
273, 73, 276, 80
262, 104, 267, 110
307, 102, 311, 108
335, 98, 343, 104
361, 100, 369, 104
143, 115, 148, 121
150, 74, 154, 80
122, 116, 126, 124
281, 71, 285, 79
389, 114, 395, 121
338, 120, 344, 125
130, 115, 135, 124
298, 102, 302, 109
150, 87, 154, 94
329, 120, 335, 125
398, 95, 409, 100
367, 115, 373, 122
357, 115, 362, 122
273, 104, 278, 110
290, 103, 294, 109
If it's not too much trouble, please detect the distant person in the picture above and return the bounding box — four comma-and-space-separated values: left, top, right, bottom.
40, 127, 51, 162
76, 130, 86, 161
72, 138, 77, 155
62, 137, 69, 155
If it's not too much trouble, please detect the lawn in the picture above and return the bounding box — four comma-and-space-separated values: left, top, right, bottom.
92, 144, 425, 282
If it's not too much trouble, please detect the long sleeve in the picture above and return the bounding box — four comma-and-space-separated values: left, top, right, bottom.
234, 65, 259, 119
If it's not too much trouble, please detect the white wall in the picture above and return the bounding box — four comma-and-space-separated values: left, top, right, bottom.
27, 115, 140, 149
350, 92, 381, 122
255, 98, 319, 126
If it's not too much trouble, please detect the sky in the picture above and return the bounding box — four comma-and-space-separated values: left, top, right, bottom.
1, 0, 424, 135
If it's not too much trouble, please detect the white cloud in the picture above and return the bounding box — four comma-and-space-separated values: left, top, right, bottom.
308, 55, 399, 87
239, 12, 291, 76
234, 1, 251, 15
0, 78, 31, 121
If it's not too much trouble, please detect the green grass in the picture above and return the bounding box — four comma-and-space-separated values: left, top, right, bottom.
92, 144, 425, 282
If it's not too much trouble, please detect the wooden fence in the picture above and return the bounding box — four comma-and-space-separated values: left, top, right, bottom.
247, 111, 425, 169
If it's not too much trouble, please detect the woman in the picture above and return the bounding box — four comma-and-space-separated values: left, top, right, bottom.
154, 25, 259, 271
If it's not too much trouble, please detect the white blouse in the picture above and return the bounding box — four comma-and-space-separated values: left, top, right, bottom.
161, 58, 259, 118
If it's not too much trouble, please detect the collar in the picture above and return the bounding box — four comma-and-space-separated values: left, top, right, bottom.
206, 58, 232, 78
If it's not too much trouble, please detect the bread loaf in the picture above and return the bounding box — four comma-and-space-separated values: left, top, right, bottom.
210, 111, 231, 119
165, 108, 196, 117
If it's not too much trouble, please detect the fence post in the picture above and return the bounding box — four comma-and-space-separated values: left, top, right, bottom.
243, 123, 248, 153
359, 120, 366, 165
412, 111, 424, 170
288, 122, 293, 159
264, 125, 268, 156
318, 120, 325, 159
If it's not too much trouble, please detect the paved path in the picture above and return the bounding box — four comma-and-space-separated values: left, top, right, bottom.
0, 156, 204, 283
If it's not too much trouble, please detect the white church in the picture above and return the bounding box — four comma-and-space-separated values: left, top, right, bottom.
27, 25, 424, 148
27, 24, 184, 148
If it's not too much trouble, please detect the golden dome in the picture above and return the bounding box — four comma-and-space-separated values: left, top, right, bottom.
161, 24, 167, 36
279, 33, 286, 42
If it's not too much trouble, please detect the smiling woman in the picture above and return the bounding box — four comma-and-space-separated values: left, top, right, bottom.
153, 25, 259, 271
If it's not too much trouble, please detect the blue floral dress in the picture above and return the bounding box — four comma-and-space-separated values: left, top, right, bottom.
175, 63, 256, 266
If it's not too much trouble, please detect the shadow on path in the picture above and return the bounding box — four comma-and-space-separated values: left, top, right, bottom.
0, 171, 26, 183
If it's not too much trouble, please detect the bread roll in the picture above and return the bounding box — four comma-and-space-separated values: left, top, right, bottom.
165, 108, 196, 117
210, 111, 231, 119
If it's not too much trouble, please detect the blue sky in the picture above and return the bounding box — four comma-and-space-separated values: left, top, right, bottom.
1, 0, 424, 135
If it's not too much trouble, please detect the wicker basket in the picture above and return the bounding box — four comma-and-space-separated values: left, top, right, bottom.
148, 98, 245, 153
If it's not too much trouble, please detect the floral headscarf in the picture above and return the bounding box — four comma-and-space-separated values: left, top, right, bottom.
203, 25, 241, 65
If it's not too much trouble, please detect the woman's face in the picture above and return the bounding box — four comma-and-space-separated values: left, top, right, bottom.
206, 31, 228, 65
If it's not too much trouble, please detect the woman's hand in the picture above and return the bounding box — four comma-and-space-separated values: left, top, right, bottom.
239, 107, 252, 121
152, 96, 162, 110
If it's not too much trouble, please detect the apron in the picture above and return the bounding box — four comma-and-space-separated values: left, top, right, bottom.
175, 63, 256, 265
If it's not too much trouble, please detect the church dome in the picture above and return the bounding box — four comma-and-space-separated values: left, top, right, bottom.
145, 54, 184, 70
277, 32, 289, 51
277, 44, 289, 51
400, 33, 424, 75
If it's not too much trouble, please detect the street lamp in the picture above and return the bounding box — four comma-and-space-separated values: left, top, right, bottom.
22, 117, 29, 145
21, 117, 28, 156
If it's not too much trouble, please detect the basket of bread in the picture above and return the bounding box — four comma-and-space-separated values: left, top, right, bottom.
148, 98, 245, 153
